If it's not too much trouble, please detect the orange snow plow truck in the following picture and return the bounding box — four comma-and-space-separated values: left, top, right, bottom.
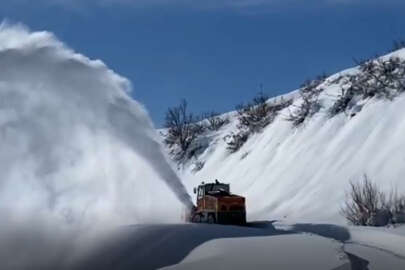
188, 180, 246, 225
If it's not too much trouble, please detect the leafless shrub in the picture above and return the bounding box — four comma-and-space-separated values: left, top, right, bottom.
341, 175, 387, 226
286, 77, 325, 126
238, 93, 292, 131
286, 93, 320, 126
300, 73, 328, 95
328, 74, 346, 85
270, 97, 294, 112
329, 56, 405, 117
224, 131, 249, 153
328, 85, 356, 116
392, 195, 405, 224
387, 189, 405, 215
202, 112, 229, 131
226, 93, 292, 153
163, 99, 205, 160
341, 175, 405, 226
235, 92, 274, 132
354, 57, 405, 99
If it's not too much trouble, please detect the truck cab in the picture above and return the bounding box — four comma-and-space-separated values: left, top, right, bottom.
191, 180, 246, 225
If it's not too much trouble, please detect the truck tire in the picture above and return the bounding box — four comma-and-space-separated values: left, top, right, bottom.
207, 214, 216, 224
192, 214, 202, 223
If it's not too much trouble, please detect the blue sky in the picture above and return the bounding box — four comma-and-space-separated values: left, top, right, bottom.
1, 1, 405, 126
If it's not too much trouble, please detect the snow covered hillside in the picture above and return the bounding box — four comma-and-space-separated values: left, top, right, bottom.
168, 48, 405, 224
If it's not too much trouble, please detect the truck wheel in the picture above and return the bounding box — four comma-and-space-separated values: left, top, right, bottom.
207, 214, 216, 224
192, 214, 202, 223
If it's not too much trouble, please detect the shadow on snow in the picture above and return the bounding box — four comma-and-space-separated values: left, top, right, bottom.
73, 221, 292, 270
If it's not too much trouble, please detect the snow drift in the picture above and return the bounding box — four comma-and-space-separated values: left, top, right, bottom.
0, 22, 193, 268
175, 49, 405, 224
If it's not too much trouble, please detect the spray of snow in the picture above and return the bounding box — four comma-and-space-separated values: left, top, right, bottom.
0, 22, 193, 229
0, 21, 195, 269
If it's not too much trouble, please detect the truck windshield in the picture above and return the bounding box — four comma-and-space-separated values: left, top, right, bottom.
205, 184, 230, 194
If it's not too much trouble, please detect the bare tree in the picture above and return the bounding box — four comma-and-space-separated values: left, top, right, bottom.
164, 99, 203, 159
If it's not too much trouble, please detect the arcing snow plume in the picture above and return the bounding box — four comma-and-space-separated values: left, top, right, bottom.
0, 22, 192, 231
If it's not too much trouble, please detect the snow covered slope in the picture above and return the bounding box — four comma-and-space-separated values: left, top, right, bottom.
174, 48, 405, 224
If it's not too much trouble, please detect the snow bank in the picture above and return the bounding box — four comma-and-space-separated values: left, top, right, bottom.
161, 234, 347, 270
0, 22, 191, 268
177, 49, 405, 224
348, 225, 405, 258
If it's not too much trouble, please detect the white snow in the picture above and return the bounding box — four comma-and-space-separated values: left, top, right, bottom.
161, 234, 346, 270
348, 225, 405, 258
151, 49, 405, 269
1, 20, 405, 270
67, 222, 405, 270
174, 48, 405, 224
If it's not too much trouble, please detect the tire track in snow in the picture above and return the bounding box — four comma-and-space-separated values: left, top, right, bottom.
344, 243, 405, 270
290, 223, 405, 270
345, 240, 405, 260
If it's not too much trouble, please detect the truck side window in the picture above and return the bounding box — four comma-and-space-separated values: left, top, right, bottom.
197, 187, 203, 199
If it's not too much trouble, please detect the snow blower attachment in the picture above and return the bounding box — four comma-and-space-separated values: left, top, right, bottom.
187, 180, 246, 225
